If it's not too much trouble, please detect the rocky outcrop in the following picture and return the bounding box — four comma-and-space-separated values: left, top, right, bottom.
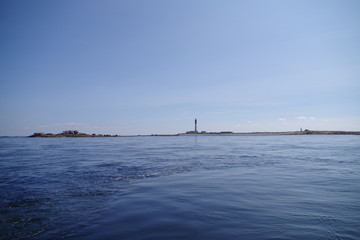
29, 130, 119, 137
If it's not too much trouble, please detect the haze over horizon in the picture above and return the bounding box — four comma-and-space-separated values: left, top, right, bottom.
1, 0, 359, 136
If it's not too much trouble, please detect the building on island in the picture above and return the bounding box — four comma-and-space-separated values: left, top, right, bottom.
195, 118, 198, 133
186, 118, 206, 134
63, 130, 79, 135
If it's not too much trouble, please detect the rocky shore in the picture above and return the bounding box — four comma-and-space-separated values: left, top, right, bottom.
29, 130, 119, 138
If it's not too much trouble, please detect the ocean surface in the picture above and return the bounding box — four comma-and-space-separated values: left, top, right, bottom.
1, 135, 359, 240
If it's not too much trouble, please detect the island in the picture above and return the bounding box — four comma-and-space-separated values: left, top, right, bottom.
29, 129, 360, 137
29, 130, 120, 138
178, 130, 360, 136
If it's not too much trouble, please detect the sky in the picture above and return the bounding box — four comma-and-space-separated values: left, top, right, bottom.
1, 0, 359, 136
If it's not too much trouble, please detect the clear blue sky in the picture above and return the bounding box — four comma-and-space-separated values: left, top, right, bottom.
1, 0, 359, 135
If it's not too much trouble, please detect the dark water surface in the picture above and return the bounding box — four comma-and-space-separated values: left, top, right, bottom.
1, 136, 359, 239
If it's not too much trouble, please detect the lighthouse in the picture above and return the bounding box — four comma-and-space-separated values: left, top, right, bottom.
195, 118, 198, 133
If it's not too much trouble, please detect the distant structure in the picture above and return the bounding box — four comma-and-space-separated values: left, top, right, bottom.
186, 118, 201, 134
63, 130, 79, 135
195, 118, 198, 133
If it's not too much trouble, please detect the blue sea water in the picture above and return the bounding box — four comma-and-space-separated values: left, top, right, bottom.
1, 135, 359, 240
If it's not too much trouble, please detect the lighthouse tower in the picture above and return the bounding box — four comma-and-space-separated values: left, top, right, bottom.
195, 118, 198, 133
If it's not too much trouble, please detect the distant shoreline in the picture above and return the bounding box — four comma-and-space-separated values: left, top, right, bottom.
28, 130, 360, 137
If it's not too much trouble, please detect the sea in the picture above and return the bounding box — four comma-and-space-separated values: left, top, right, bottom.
1, 135, 359, 240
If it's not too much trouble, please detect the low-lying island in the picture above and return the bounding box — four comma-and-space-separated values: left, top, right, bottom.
29, 130, 360, 137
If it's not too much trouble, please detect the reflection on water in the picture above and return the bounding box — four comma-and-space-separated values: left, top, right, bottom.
1, 136, 360, 239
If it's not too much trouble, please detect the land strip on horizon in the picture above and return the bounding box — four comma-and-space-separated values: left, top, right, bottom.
28, 130, 360, 137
